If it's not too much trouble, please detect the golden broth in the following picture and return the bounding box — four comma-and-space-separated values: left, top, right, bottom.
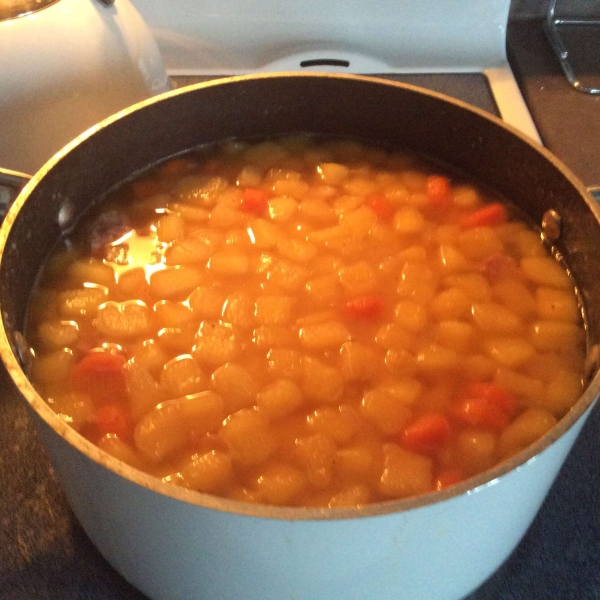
25, 136, 586, 508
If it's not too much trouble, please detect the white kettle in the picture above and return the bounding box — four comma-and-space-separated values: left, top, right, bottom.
0, 0, 171, 174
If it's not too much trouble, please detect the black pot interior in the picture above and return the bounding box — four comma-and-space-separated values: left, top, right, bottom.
3, 74, 600, 371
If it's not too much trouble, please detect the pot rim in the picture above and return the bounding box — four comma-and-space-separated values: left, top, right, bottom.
1, 71, 599, 521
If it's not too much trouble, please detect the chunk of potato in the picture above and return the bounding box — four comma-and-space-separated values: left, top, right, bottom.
256, 378, 304, 419
222, 292, 255, 330
482, 336, 536, 368
397, 262, 437, 302
69, 258, 115, 287
493, 367, 545, 405
302, 356, 344, 404
210, 362, 259, 413
294, 433, 337, 488
193, 321, 242, 366
98, 433, 149, 470
176, 450, 233, 493
340, 341, 383, 381
435, 320, 476, 353
160, 355, 208, 398
393, 207, 425, 235
255, 295, 293, 325
361, 387, 412, 434
544, 369, 582, 416
58, 285, 108, 318
520, 257, 571, 289
429, 287, 471, 321
153, 300, 194, 327
48, 391, 94, 432
498, 408, 557, 458
253, 463, 308, 506
96, 300, 151, 339
327, 484, 373, 508
438, 245, 469, 273
394, 300, 428, 333
306, 404, 359, 445
305, 274, 341, 305
267, 349, 304, 382
443, 273, 492, 302
134, 391, 225, 460
32, 348, 75, 384
268, 196, 298, 222
188, 285, 227, 320
455, 428, 498, 474
247, 218, 283, 249
156, 213, 185, 243
299, 320, 350, 351
457, 226, 503, 260
471, 302, 522, 334
277, 239, 318, 264
150, 267, 204, 298
529, 320, 584, 351
378, 443, 433, 499
219, 408, 277, 466
124, 362, 166, 421
535, 287, 580, 323
37, 319, 79, 349
338, 261, 377, 295
208, 251, 249, 276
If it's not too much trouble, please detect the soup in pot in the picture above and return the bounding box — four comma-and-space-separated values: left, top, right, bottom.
25, 136, 586, 508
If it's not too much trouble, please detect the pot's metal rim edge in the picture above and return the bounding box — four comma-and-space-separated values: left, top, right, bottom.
1, 71, 599, 522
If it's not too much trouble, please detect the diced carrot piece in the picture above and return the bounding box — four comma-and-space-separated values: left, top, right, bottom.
460, 203, 507, 229
465, 382, 518, 417
366, 195, 393, 221
401, 413, 451, 454
241, 188, 269, 214
95, 404, 130, 440
435, 468, 465, 490
69, 349, 127, 401
427, 176, 451, 207
453, 397, 510, 431
344, 295, 384, 319
70, 350, 126, 382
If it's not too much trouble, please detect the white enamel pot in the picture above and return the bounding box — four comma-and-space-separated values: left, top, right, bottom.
1, 73, 599, 600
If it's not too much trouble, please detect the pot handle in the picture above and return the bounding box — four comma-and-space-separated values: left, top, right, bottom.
0, 167, 32, 219
588, 186, 600, 201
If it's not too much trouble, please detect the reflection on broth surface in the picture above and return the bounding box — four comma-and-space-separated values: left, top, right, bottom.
26, 136, 586, 508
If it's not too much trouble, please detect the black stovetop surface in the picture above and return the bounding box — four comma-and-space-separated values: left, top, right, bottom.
2, 18, 600, 600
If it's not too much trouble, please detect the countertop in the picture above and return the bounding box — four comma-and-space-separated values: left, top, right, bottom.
1, 16, 600, 600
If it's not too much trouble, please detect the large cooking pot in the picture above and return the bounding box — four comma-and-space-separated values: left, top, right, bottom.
1, 73, 599, 600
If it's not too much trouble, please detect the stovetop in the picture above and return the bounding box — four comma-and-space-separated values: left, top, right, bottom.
1, 18, 600, 600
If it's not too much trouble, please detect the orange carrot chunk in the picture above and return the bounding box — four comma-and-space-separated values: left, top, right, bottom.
435, 468, 465, 491
465, 382, 518, 417
344, 295, 385, 319
453, 397, 510, 431
70, 350, 126, 384
70, 350, 127, 402
241, 188, 269, 214
460, 202, 507, 229
427, 175, 451, 207
95, 404, 130, 440
401, 413, 451, 454
366, 195, 393, 221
